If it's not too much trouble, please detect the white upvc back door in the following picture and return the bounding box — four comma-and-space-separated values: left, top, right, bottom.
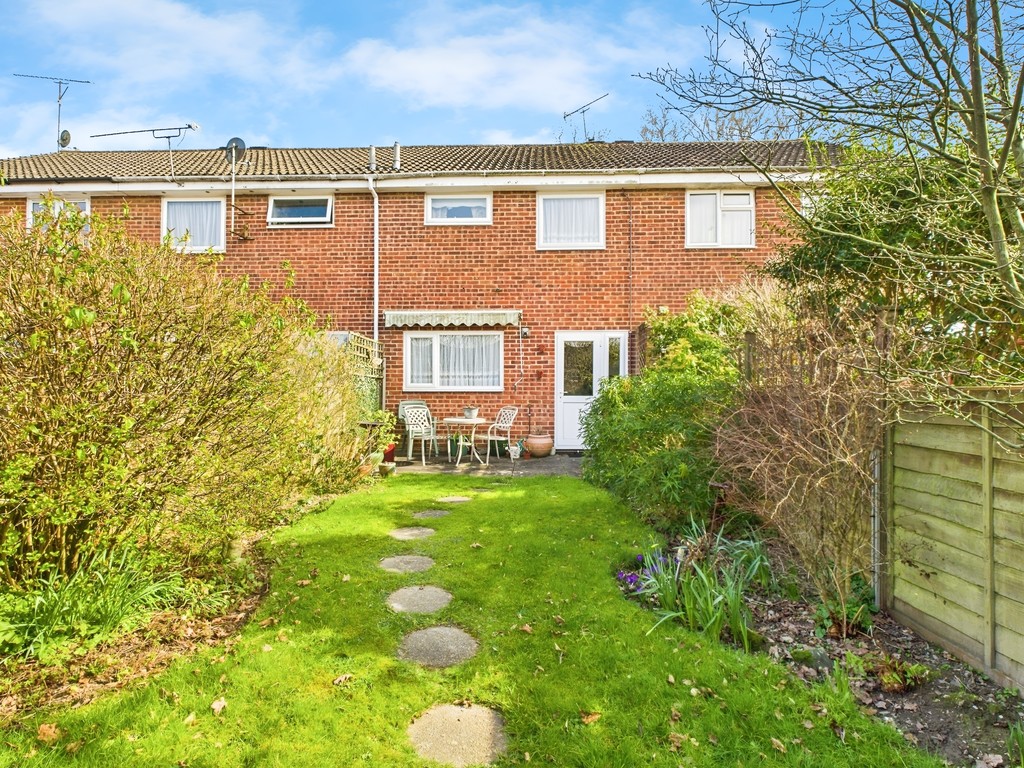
554, 331, 627, 450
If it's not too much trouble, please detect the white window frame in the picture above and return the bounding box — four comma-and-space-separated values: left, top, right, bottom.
267, 195, 334, 228
685, 189, 756, 248
425, 193, 492, 225
536, 192, 606, 250
403, 330, 505, 392
27, 198, 89, 228
162, 198, 226, 253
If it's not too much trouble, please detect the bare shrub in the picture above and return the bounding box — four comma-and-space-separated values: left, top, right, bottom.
714, 289, 884, 635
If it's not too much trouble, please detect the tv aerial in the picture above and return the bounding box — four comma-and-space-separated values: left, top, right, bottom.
13, 72, 92, 152
563, 93, 608, 142
90, 123, 199, 179
224, 137, 247, 236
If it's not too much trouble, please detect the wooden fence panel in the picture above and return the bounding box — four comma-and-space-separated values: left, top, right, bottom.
885, 406, 1024, 691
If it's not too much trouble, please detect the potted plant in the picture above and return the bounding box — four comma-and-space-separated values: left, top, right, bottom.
369, 409, 398, 462
524, 433, 553, 458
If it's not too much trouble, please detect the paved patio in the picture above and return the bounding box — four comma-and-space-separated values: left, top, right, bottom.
393, 450, 582, 478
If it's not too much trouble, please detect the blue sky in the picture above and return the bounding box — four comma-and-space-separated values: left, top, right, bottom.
0, 0, 779, 157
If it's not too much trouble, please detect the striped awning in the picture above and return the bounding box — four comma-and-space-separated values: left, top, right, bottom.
384, 310, 521, 328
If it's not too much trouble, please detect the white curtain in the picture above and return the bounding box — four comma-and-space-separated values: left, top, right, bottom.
166, 201, 222, 249
721, 208, 753, 245
688, 193, 718, 245
432, 198, 487, 220
409, 337, 434, 385
542, 197, 600, 245
439, 335, 500, 387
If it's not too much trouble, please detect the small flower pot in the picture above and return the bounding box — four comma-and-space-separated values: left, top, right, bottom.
378, 462, 396, 477
463, 407, 480, 419
383, 443, 396, 463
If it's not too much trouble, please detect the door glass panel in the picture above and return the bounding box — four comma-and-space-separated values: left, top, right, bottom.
563, 341, 594, 396
608, 337, 621, 378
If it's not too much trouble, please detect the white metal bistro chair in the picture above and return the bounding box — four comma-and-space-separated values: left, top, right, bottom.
479, 406, 519, 464
398, 399, 438, 460
402, 404, 439, 465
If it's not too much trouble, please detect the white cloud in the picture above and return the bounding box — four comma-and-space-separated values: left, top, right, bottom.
478, 127, 556, 144
340, 2, 702, 114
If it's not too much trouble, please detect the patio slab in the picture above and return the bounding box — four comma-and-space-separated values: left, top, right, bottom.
387, 586, 452, 614
379, 555, 434, 573
408, 703, 507, 767
389, 526, 435, 541
413, 508, 451, 519
398, 626, 478, 668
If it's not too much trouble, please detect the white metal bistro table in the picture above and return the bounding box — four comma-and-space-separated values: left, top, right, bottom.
442, 417, 487, 465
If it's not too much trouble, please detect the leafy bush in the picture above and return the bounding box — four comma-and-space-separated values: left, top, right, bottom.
0, 202, 366, 590
581, 301, 737, 529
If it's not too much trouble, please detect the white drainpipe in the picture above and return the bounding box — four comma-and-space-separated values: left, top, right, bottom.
367, 173, 380, 340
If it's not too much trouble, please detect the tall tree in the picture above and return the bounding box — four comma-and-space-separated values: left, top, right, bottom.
642, 0, 1024, 440
641, 0, 1024, 304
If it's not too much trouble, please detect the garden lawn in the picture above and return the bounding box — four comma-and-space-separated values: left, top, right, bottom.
0, 474, 942, 767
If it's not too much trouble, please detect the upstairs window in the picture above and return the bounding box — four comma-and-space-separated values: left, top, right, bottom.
425, 194, 492, 225
163, 199, 225, 252
268, 196, 334, 227
686, 190, 755, 247
404, 331, 503, 391
28, 198, 89, 228
537, 193, 605, 250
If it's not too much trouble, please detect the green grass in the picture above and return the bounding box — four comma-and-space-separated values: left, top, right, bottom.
0, 474, 942, 767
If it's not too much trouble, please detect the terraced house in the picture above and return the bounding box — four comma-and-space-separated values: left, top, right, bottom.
0, 140, 819, 448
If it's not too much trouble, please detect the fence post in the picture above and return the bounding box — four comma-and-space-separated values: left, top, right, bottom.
743, 331, 755, 381
875, 422, 896, 611
982, 404, 996, 671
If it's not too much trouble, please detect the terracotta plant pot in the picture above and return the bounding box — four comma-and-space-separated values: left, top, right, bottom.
383, 443, 396, 463
524, 434, 553, 458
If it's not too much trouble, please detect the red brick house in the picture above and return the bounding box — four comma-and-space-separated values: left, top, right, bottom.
0, 141, 816, 449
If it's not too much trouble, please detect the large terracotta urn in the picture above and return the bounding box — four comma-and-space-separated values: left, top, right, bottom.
524, 434, 554, 458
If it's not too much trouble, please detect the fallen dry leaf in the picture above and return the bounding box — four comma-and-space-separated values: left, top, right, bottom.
668, 732, 684, 751
667, 674, 676, 685
262, 644, 273, 652
295, 579, 312, 587
802, 720, 815, 730
707, 732, 718, 745
37, 723, 61, 744
520, 624, 533, 634
471, 542, 483, 549
332, 674, 353, 686
342, 574, 351, 582
210, 697, 227, 716
977, 755, 1004, 767
258, 617, 277, 628
670, 707, 681, 722
580, 711, 602, 725
770, 737, 787, 753
552, 615, 565, 625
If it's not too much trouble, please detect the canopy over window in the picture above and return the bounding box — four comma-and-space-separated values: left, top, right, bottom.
384, 310, 521, 328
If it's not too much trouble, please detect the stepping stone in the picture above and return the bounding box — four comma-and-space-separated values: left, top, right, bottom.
387, 586, 452, 614
413, 508, 451, 519
398, 626, 478, 668
379, 555, 434, 573
389, 526, 435, 541
437, 495, 471, 503
408, 703, 507, 767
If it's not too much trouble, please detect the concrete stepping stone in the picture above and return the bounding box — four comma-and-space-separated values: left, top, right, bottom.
389, 526, 435, 541
379, 555, 434, 573
437, 495, 471, 503
413, 508, 451, 519
387, 586, 452, 614
398, 626, 478, 668
408, 703, 507, 767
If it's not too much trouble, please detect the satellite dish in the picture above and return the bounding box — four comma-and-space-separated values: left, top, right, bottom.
58, 130, 71, 148
225, 137, 246, 164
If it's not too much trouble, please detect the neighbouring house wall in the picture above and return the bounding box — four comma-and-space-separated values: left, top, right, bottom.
1, 185, 795, 437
